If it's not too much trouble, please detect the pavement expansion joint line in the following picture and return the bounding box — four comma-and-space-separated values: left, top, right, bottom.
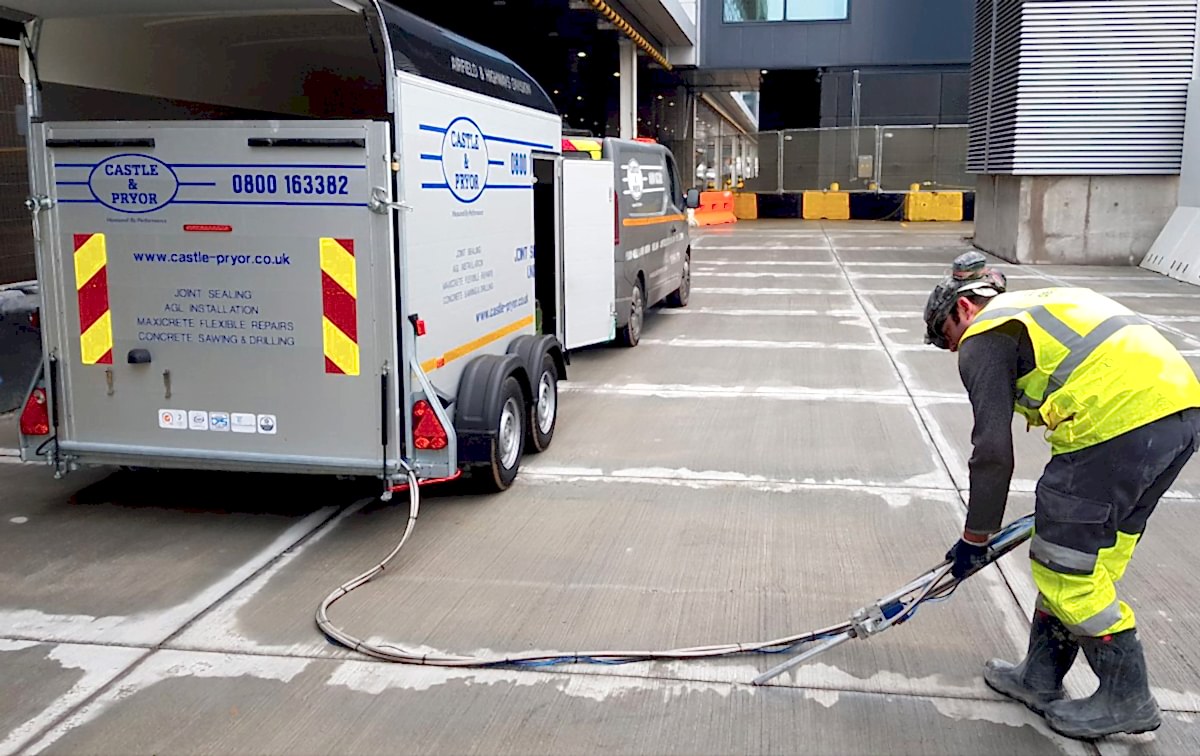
518, 468, 959, 493
3, 501, 370, 754
156, 499, 370, 650
819, 229, 1035, 638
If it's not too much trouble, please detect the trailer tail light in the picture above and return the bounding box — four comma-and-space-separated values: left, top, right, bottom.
29, 308, 39, 329
20, 387, 50, 436
412, 399, 448, 450
613, 190, 620, 245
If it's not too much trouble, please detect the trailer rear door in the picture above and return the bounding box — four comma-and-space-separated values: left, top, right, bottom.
31, 120, 400, 474
561, 159, 616, 349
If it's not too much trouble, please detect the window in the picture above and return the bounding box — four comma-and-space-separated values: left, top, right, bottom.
723, 0, 848, 23
665, 154, 684, 207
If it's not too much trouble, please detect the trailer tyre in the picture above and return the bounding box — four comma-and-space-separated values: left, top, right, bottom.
617, 278, 644, 347
481, 375, 526, 492
527, 352, 558, 453
666, 251, 690, 308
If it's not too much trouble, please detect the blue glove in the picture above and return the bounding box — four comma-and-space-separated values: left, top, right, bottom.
946, 539, 989, 580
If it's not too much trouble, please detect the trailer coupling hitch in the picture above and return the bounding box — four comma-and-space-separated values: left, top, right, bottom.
751, 514, 1034, 685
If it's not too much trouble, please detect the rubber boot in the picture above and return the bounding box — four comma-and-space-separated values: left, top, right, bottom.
983, 610, 1079, 715
1044, 629, 1161, 740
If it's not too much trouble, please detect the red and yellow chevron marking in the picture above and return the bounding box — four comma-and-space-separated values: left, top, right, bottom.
73, 233, 113, 365
320, 237, 359, 376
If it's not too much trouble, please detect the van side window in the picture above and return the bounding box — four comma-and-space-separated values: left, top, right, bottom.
665, 155, 683, 209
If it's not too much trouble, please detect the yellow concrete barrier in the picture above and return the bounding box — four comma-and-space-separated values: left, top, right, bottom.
732, 192, 758, 220
802, 184, 850, 220
904, 185, 963, 222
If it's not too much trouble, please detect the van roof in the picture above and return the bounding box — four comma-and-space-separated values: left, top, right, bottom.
0, 0, 557, 115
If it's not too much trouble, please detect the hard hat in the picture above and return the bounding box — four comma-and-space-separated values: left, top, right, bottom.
923, 251, 1007, 350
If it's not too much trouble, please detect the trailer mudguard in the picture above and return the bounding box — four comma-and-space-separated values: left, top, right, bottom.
506, 335, 567, 386
454, 353, 528, 464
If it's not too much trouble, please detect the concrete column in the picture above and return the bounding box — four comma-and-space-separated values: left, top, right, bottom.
973, 174, 1179, 266
618, 39, 637, 140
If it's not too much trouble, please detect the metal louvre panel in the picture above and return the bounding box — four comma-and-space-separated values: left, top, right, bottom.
969, 0, 1198, 174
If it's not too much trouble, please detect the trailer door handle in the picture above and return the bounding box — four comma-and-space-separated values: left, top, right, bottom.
247, 138, 366, 148
46, 138, 155, 149
369, 186, 412, 215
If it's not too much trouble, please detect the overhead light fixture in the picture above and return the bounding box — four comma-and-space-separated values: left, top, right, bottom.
577, 95, 583, 101
613, 72, 620, 77
577, 51, 587, 58
761, 69, 768, 75
669, 102, 675, 107
553, 89, 560, 95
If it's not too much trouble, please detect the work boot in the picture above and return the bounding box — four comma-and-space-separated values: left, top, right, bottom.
1044, 629, 1161, 740
983, 610, 1079, 715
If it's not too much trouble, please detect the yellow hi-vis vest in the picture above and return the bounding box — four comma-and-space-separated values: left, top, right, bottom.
960, 287, 1200, 454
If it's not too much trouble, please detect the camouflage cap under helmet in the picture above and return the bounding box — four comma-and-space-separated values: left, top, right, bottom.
923, 251, 1007, 350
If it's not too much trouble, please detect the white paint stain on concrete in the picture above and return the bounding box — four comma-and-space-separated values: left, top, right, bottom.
171, 502, 370, 657
8, 516, 28, 524
521, 466, 962, 502
657, 307, 866, 318
697, 271, 847, 279
640, 337, 881, 351
803, 688, 841, 708
0, 639, 39, 652
560, 381, 924, 404
694, 287, 858, 296
693, 260, 840, 267
930, 697, 1094, 756
324, 658, 747, 704
0, 506, 337, 646
0, 643, 145, 756
23, 650, 310, 755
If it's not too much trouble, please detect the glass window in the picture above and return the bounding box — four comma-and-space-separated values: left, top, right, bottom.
665, 154, 683, 208
786, 0, 848, 20
723, 0, 784, 21
723, 0, 847, 23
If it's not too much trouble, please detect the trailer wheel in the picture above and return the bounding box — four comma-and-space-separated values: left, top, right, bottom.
666, 252, 690, 307
617, 278, 644, 347
527, 352, 558, 453
479, 375, 525, 492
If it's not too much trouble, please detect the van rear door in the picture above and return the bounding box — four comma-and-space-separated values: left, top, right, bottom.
31, 120, 400, 474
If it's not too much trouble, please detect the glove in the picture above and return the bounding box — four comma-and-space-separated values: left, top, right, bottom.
946, 539, 989, 580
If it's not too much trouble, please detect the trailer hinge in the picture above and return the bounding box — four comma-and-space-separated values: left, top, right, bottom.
26, 195, 51, 244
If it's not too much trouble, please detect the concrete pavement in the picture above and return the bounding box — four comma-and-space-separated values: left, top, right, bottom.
3, 220, 1200, 754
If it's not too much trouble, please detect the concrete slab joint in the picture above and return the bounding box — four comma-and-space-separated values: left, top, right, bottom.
972, 175, 1180, 266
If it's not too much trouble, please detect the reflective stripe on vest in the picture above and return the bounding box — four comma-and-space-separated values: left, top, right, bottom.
961, 287, 1200, 453
973, 304, 1145, 412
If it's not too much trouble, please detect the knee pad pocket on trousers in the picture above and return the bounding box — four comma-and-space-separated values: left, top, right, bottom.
1033, 482, 1116, 572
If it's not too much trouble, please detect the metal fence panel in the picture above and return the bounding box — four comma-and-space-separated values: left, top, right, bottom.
744, 131, 780, 193
751, 124, 971, 194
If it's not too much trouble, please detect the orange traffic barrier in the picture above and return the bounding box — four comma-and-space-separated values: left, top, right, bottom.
695, 190, 737, 226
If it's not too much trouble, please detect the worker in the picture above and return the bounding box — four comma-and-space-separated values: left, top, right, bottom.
923, 251, 1200, 740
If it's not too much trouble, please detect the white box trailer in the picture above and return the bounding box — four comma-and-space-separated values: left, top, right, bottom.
7, 0, 627, 493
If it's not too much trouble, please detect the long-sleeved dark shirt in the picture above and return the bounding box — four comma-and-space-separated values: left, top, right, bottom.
956, 320, 1037, 537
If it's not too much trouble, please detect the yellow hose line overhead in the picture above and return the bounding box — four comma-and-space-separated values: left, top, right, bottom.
588, 0, 672, 70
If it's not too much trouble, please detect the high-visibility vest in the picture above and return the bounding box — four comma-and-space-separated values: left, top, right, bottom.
960, 287, 1200, 454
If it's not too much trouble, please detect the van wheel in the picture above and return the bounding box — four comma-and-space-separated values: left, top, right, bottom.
666, 253, 690, 308
618, 279, 644, 347
478, 376, 525, 492
527, 353, 558, 453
